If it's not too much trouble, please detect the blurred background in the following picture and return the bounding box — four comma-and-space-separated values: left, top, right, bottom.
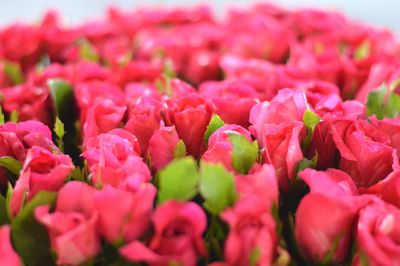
0, 0, 398, 34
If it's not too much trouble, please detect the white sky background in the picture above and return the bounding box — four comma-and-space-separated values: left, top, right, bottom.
0, 0, 398, 34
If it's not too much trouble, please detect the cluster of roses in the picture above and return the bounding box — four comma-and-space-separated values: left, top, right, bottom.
0, 3, 400, 266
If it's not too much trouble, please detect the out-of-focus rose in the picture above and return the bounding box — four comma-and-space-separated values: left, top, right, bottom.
184, 49, 221, 85
11, 146, 74, 216
235, 164, 278, 208
199, 80, 258, 127
353, 200, 400, 266
202, 124, 252, 173
148, 125, 180, 172
83, 129, 150, 187
296, 169, 370, 264
35, 181, 100, 266
0, 225, 22, 266
331, 119, 399, 188
165, 93, 212, 158
220, 55, 278, 101
120, 201, 207, 266
2, 83, 52, 125
94, 183, 156, 244
221, 196, 277, 266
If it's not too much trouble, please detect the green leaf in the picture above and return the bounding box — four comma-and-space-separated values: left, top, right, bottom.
157, 157, 199, 205
295, 153, 318, 176
11, 191, 57, 266
54, 117, 65, 152
0, 156, 22, 176
302, 109, 321, 149
228, 132, 259, 174
173, 140, 186, 159
69, 166, 86, 182
249, 247, 262, 266
78, 39, 99, 62
6, 182, 13, 221
10, 110, 19, 123
3, 61, 24, 84
47, 79, 74, 118
199, 162, 237, 215
366, 83, 400, 119
354, 40, 371, 60
0, 106, 4, 124
163, 59, 176, 79
0, 194, 9, 225
359, 251, 370, 266
204, 114, 225, 144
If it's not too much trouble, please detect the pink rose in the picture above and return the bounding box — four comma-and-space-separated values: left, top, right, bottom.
82, 98, 127, 143
74, 81, 125, 123
82, 129, 150, 187
249, 88, 309, 147
0, 225, 22, 266
199, 80, 258, 127
262, 121, 304, 191
331, 119, 399, 187
295, 169, 370, 263
148, 125, 180, 171
112, 60, 163, 86
202, 124, 253, 173
124, 96, 162, 156
353, 200, 400, 266
221, 196, 277, 266
120, 201, 207, 266
235, 164, 278, 208
35, 181, 100, 265
94, 183, 156, 244
165, 94, 212, 158
362, 171, 400, 208
184, 49, 221, 85
220, 55, 278, 101
0, 120, 54, 161
2, 83, 53, 125
11, 146, 74, 216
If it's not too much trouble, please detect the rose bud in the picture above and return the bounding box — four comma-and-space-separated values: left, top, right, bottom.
0, 225, 22, 266
35, 181, 100, 266
296, 169, 371, 264
2, 83, 53, 126
124, 96, 162, 156
82, 129, 150, 187
120, 201, 207, 266
10, 146, 74, 216
94, 183, 156, 244
221, 195, 277, 266
202, 124, 252, 173
148, 125, 180, 172
331, 119, 399, 188
165, 93, 212, 158
199, 80, 258, 127
82, 98, 127, 143
353, 199, 400, 266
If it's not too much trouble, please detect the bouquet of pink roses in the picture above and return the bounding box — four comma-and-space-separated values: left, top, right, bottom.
0, 3, 400, 266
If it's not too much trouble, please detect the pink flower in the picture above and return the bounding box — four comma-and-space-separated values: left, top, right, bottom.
202, 124, 252, 173
353, 200, 400, 266
82, 98, 127, 143
199, 80, 258, 127
221, 196, 277, 266
82, 129, 149, 187
331, 119, 399, 187
165, 94, 212, 158
124, 96, 162, 156
235, 164, 278, 208
2, 84, 52, 125
35, 181, 100, 266
0, 225, 22, 266
94, 183, 156, 244
11, 146, 74, 216
295, 169, 371, 263
148, 125, 180, 171
120, 201, 207, 266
